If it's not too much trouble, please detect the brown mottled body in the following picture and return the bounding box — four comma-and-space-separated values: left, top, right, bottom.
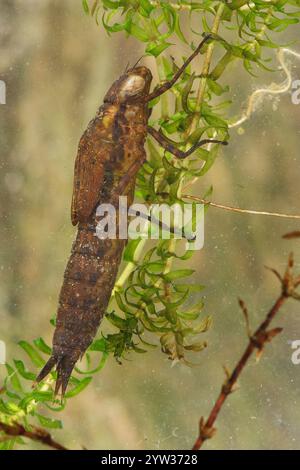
36, 35, 227, 395
37, 68, 152, 394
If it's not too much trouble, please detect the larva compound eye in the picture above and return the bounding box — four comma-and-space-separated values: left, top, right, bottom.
104, 66, 152, 104
119, 74, 146, 99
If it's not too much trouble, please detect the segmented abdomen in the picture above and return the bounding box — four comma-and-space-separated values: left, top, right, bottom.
54, 222, 126, 362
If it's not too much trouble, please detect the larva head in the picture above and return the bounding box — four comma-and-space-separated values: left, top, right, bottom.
104, 66, 153, 104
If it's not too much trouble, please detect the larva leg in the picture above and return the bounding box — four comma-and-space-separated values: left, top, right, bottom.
110, 158, 146, 205
145, 33, 216, 103
147, 126, 227, 159
130, 209, 195, 240
110, 159, 195, 239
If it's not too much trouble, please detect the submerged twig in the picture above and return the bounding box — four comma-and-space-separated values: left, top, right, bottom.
192, 253, 300, 450
182, 194, 300, 220
0, 421, 67, 451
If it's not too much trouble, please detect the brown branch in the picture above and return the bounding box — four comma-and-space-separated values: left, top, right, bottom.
192, 253, 300, 450
283, 231, 300, 239
0, 421, 67, 450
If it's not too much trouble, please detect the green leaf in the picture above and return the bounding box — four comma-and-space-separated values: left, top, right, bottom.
102, 0, 121, 8
178, 310, 202, 321
89, 338, 109, 353
184, 341, 207, 352
198, 144, 221, 176
147, 138, 162, 169
37, 414, 62, 429
0, 399, 19, 415
75, 351, 109, 375
65, 377, 92, 398
123, 239, 142, 262
146, 42, 172, 57
210, 51, 235, 80
126, 23, 150, 42
203, 113, 228, 129
257, 39, 281, 49
5, 390, 21, 400
162, 56, 174, 79
106, 310, 137, 330
221, 4, 233, 22
19, 390, 53, 409
188, 126, 211, 144
31, 390, 53, 401
160, 288, 189, 309
174, 283, 205, 293
146, 261, 165, 273
161, 4, 176, 39
14, 359, 36, 381
181, 73, 196, 113
174, 14, 188, 43
82, 0, 89, 15
114, 292, 135, 316
161, 154, 181, 174
267, 17, 299, 32
102, 10, 132, 34
0, 439, 17, 450
140, 0, 154, 16
5, 364, 23, 392
18, 341, 45, 367
207, 78, 228, 96
33, 337, 52, 355
185, 315, 212, 334
164, 269, 194, 281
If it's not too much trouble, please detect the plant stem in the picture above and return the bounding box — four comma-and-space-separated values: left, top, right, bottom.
0, 421, 67, 450
150, 0, 193, 10
182, 194, 300, 220
188, 3, 225, 135
112, 239, 147, 294
157, 55, 169, 120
